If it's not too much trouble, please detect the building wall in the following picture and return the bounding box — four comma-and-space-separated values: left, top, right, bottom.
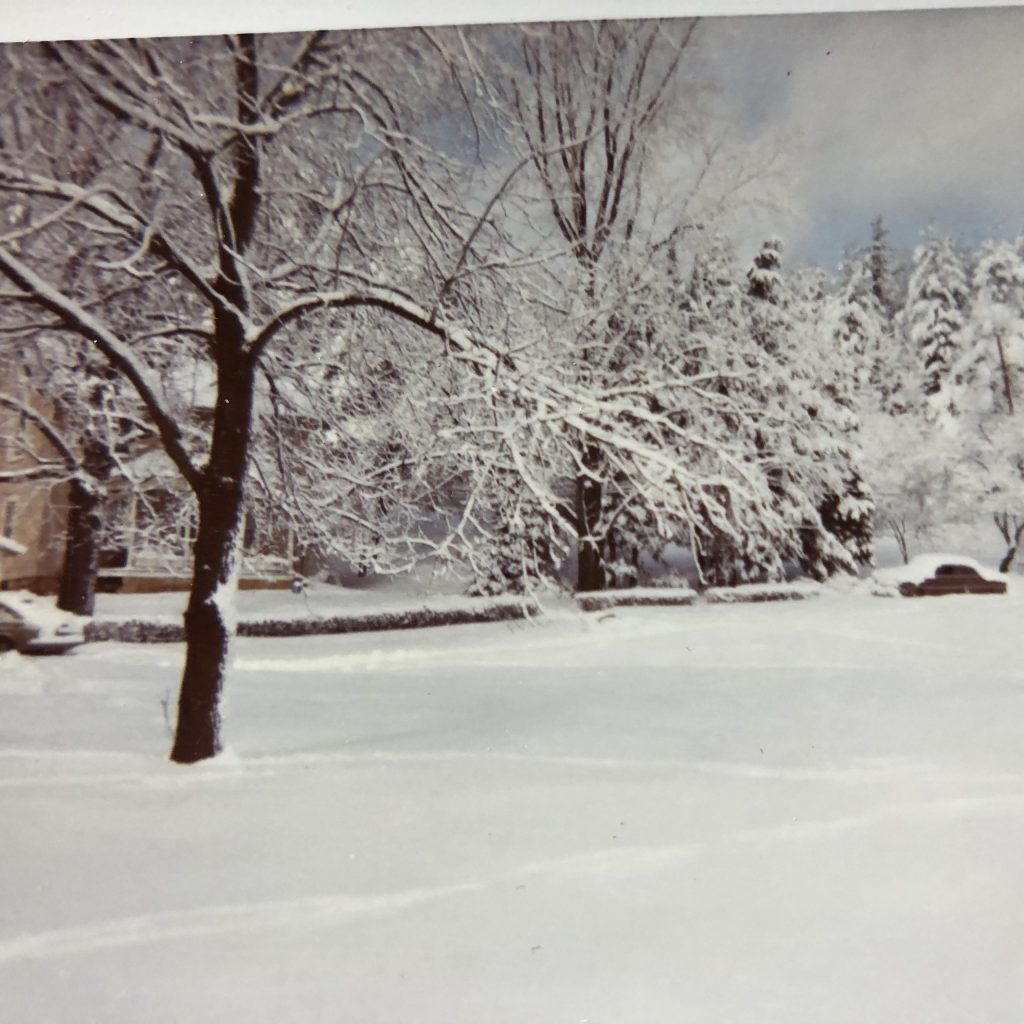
0, 481, 68, 592
2, 352, 297, 595
0, 365, 70, 593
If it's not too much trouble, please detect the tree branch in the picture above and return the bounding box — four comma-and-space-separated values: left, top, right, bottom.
0, 246, 203, 491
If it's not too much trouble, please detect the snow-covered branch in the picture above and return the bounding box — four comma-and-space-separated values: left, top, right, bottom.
0, 246, 202, 491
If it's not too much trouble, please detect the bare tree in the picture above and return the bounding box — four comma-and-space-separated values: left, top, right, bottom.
0, 21, 813, 763
0, 339, 133, 614
0, 30, 515, 762
501, 20, 696, 590
0, 59, 152, 614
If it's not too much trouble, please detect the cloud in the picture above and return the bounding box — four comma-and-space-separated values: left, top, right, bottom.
696, 7, 1024, 264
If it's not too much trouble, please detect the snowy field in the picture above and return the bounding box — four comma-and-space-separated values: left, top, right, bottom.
3, 589, 1024, 1023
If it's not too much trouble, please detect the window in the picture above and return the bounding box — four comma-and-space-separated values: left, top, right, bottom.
181, 511, 198, 551
937, 565, 977, 578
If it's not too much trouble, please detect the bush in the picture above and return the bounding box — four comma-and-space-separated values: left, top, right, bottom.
704, 582, 823, 604
85, 596, 540, 644
576, 587, 697, 612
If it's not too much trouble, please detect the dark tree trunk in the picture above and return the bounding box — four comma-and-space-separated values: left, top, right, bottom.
171, 34, 262, 764
997, 517, 1023, 573
57, 438, 113, 616
994, 514, 1023, 575
995, 333, 1015, 415
57, 479, 101, 616
574, 444, 605, 593
577, 534, 605, 592
170, 361, 254, 765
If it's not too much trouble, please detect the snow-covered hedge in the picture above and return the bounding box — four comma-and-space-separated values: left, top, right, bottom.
576, 587, 697, 612
85, 618, 185, 643
704, 581, 824, 604
85, 596, 539, 644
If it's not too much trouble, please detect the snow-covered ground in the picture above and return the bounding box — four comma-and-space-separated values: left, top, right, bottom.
3, 588, 1024, 1023
91, 576, 473, 622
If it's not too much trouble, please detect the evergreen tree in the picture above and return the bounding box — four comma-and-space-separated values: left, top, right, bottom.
792, 274, 875, 577
833, 257, 886, 401
747, 235, 785, 302
905, 230, 969, 410
867, 216, 901, 322
747, 235, 787, 356
681, 237, 753, 585
468, 495, 559, 595
741, 238, 872, 581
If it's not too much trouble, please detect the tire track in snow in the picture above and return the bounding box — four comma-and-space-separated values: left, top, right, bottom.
519, 843, 701, 883
732, 792, 1024, 845
0, 881, 481, 966
5, 791, 1022, 966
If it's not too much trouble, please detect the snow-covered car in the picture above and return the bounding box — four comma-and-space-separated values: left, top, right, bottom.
0, 591, 86, 654
874, 554, 1008, 598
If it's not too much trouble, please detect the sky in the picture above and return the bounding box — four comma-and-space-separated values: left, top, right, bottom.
2, 1, 1022, 273
693, 6, 1024, 269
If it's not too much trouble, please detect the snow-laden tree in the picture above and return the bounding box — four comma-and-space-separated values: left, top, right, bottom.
426, 226, 844, 595
248, 304, 487, 580
962, 240, 1024, 416
799, 281, 874, 574
866, 215, 902, 323
0, 335, 155, 615
857, 216, 917, 412
676, 236, 766, 584
742, 239, 874, 581
956, 240, 1024, 570
858, 410, 962, 562
832, 257, 887, 402
963, 416, 1024, 572
0, 31, 527, 762
498, 19, 698, 591
856, 235, 1024, 568
905, 230, 969, 412
0, 24, 802, 758
494, 18, 789, 593
0, 62, 162, 614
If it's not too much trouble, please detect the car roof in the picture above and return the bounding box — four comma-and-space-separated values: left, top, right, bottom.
874, 553, 1003, 587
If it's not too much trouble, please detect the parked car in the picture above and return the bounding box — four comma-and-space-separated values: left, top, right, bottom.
876, 554, 1009, 598
0, 592, 86, 654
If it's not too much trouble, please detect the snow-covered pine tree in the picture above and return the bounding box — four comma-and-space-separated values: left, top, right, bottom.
833, 257, 886, 402
736, 236, 803, 581
737, 238, 842, 581
905, 230, 969, 413
679, 237, 753, 585
867, 216, 902, 323
736, 243, 874, 581
861, 217, 916, 413
747, 235, 787, 353
790, 268, 874, 577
